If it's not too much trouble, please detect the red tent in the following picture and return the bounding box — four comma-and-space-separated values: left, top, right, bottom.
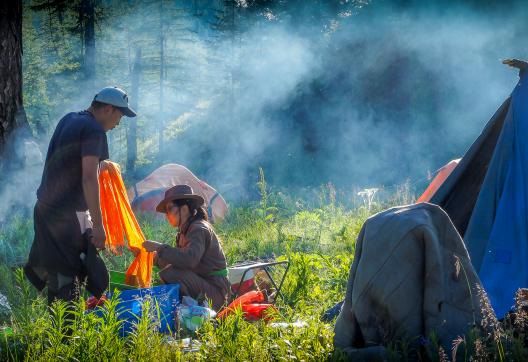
127, 164, 228, 223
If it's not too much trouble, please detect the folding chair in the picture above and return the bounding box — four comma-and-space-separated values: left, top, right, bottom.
227, 260, 290, 304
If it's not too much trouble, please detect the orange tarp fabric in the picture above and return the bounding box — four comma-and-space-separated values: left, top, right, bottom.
99, 162, 154, 287
417, 159, 461, 203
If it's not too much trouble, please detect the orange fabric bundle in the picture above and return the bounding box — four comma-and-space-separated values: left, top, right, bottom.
99, 162, 154, 288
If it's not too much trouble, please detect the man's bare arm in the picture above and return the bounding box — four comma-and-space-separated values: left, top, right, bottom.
82, 155, 106, 249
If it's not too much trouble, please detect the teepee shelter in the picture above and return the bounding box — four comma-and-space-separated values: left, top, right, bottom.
430, 71, 528, 317
127, 164, 228, 223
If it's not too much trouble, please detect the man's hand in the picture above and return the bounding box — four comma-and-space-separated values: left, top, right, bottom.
99, 160, 112, 173
143, 240, 164, 252
91, 224, 106, 250
502, 59, 528, 70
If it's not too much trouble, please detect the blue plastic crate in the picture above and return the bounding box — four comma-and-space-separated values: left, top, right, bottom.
103, 284, 180, 336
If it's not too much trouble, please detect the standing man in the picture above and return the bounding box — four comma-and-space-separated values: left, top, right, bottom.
24, 87, 136, 305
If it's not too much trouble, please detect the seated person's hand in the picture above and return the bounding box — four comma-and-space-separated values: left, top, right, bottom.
154, 253, 171, 269
143, 240, 164, 252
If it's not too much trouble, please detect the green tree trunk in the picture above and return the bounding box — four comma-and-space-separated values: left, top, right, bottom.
0, 1, 29, 169
127, 47, 141, 174
158, 0, 165, 159
82, 0, 96, 83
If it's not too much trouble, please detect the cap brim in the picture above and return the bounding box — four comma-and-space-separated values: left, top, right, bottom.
118, 106, 137, 117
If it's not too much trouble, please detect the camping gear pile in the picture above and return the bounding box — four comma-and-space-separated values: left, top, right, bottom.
91, 165, 290, 335
87, 275, 285, 335
86, 261, 290, 335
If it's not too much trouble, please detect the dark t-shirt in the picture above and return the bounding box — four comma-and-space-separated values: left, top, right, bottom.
37, 111, 109, 211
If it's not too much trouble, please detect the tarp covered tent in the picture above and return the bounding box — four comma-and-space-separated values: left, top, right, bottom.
334, 203, 485, 359
430, 71, 528, 317
127, 164, 228, 223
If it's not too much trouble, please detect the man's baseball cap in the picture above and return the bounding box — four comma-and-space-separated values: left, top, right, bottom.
93, 86, 137, 117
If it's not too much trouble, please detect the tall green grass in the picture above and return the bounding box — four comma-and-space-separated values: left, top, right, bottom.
1, 180, 526, 361
0, 181, 365, 361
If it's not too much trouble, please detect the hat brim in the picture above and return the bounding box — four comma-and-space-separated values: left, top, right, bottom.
117, 106, 137, 117
155, 194, 205, 213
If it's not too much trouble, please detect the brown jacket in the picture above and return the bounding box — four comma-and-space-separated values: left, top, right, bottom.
334, 203, 486, 360
157, 219, 228, 277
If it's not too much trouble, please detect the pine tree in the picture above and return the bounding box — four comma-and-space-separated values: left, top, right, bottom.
0, 1, 29, 169
127, 47, 141, 173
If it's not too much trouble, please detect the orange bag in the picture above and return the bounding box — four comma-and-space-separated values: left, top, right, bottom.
241, 303, 277, 322
217, 290, 266, 319
99, 162, 154, 288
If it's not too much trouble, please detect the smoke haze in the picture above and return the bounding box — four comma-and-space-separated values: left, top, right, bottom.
1, 0, 527, 221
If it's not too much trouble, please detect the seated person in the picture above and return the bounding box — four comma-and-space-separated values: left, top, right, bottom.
143, 185, 230, 311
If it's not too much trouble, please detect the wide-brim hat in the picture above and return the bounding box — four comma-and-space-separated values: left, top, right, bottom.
155, 184, 205, 213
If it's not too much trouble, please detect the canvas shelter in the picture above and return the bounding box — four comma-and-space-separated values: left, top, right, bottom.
127, 164, 228, 223
430, 71, 528, 317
